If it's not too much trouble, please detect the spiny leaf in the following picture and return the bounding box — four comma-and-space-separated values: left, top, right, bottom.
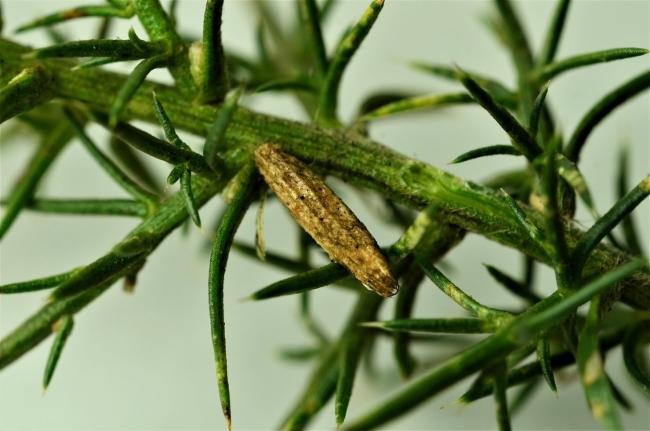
254, 77, 316, 94
0, 268, 80, 294
571, 175, 650, 273
537, 0, 572, 66
409, 61, 518, 108
416, 254, 512, 322
528, 82, 549, 140
456, 67, 540, 160
247, 262, 350, 300
492, 360, 512, 431
617, 148, 645, 256
180, 169, 201, 227
208, 166, 258, 431
484, 264, 541, 303
622, 319, 650, 396
451, 145, 521, 164
565, 71, 650, 162
102, 118, 215, 177
197, 0, 228, 103
319, 0, 385, 124
555, 153, 599, 220
152, 91, 191, 150
536, 335, 557, 392
356, 91, 417, 117
298, 0, 328, 75
535, 48, 649, 82
537, 137, 569, 278
499, 189, 545, 246
204, 88, 242, 172
493, 0, 535, 114
25, 38, 160, 60
335, 318, 366, 427
42, 315, 74, 391
109, 54, 168, 127
361, 317, 494, 334
0, 120, 73, 239
65, 108, 158, 206
360, 92, 473, 121
16, 4, 134, 33
577, 295, 622, 429
4, 198, 147, 218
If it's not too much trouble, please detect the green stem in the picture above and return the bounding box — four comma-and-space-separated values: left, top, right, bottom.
1, 38, 648, 309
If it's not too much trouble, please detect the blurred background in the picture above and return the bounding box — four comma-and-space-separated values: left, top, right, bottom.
1, 1, 648, 429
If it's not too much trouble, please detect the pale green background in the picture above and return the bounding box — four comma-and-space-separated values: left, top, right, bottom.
1, 1, 649, 430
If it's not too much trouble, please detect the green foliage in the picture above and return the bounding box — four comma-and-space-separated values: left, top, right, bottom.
0, 1, 648, 430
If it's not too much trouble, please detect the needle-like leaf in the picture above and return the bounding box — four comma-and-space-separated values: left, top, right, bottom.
416, 254, 512, 322
617, 148, 645, 256
65, 108, 159, 206
622, 319, 650, 396
492, 360, 512, 431
456, 67, 540, 160
572, 175, 650, 273
16, 4, 134, 33
361, 317, 494, 334
360, 92, 473, 121
102, 118, 215, 177
204, 88, 242, 172
537, 0, 571, 66
528, 83, 549, 140
25, 38, 160, 60
0, 268, 80, 294
43, 315, 74, 391
208, 166, 258, 430
197, 0, 228, 103
248, 262, 350, 301
0, 120, 73, 239
451, 145, 521, 164
109, 54, 168, 127
535, 48, 649, 82
565, 71, 650, 162
577, 295, 622, 429
319, 0, 385, 124
409, 62, 518, 107
536, 335, 557, 392
537, 138, 569, 280
298, 0, 328, 75
4, 198, 147, 218
500, 189, 546, 245
180, 169, 201, 226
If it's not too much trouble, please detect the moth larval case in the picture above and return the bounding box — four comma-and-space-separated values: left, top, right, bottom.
254, 143, 398, 297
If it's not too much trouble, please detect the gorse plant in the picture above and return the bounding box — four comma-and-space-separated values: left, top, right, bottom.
0, 0, 649, 429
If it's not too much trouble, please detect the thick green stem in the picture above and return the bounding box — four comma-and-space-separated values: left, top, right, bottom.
1, 37, 646, 309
